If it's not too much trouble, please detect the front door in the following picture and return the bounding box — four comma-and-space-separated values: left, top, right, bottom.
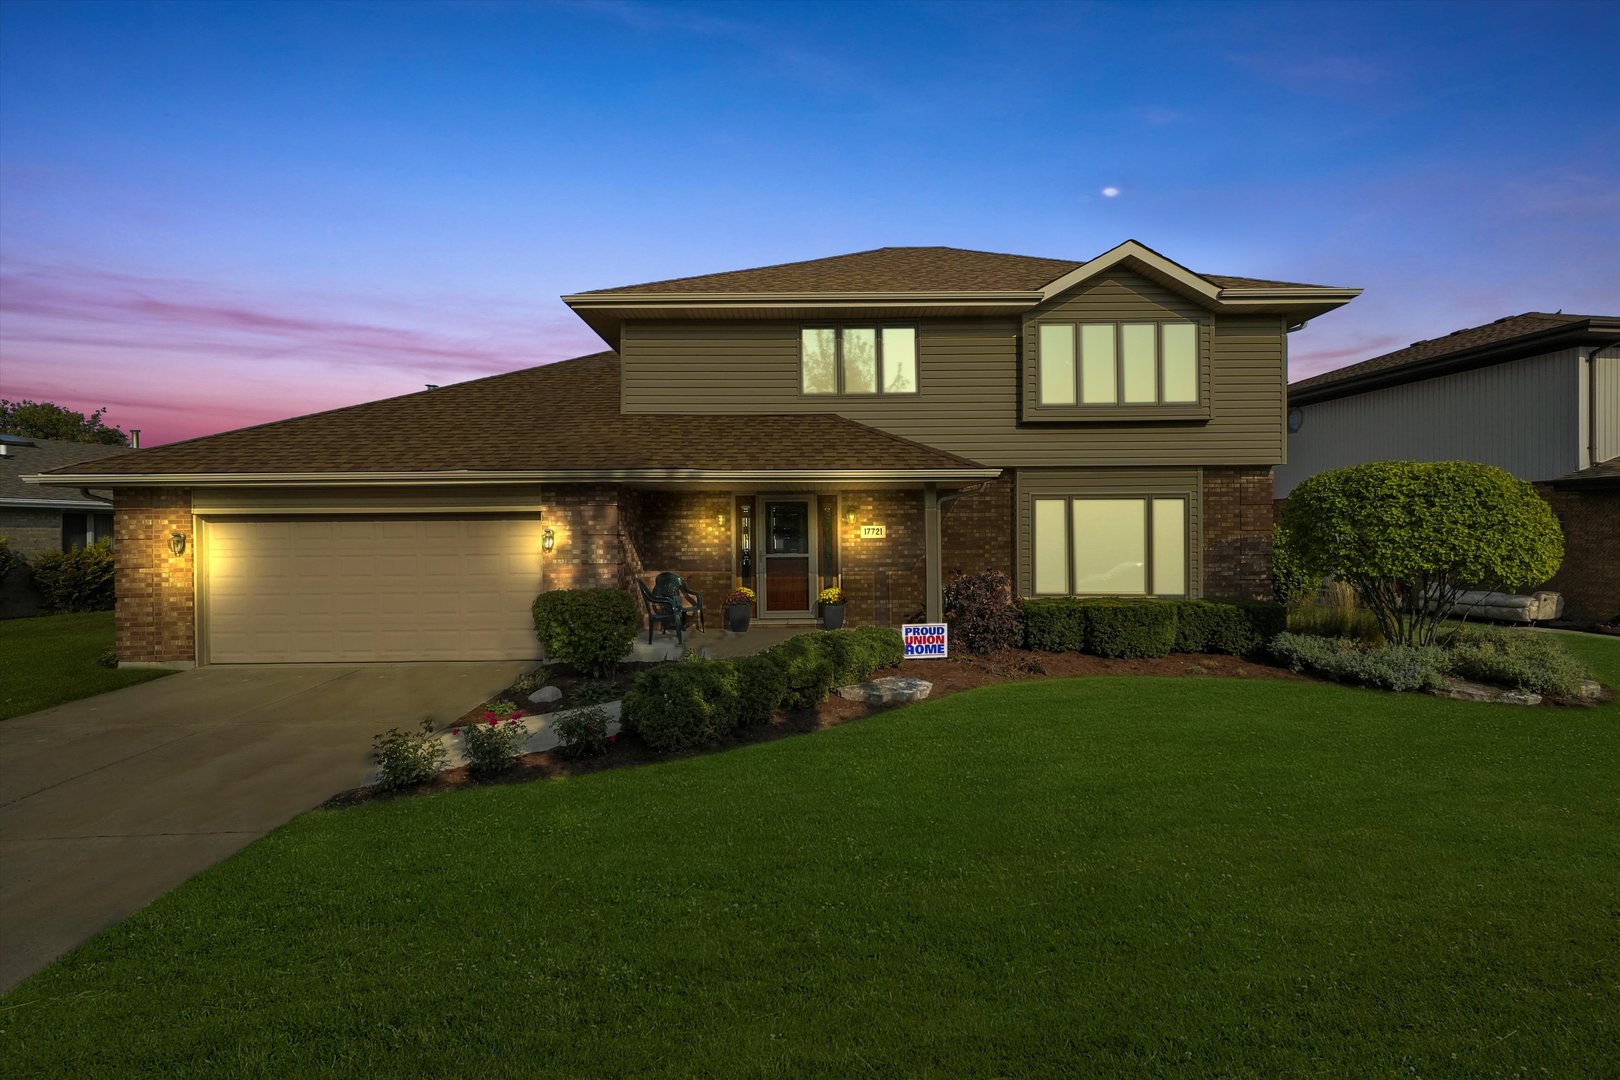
759, 497, 816, 616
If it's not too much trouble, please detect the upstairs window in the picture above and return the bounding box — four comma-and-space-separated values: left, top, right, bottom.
802, 327, 918, 395
1038, 321, 1199, 406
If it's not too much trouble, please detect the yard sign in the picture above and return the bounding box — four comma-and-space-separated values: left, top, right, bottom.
902, 623, 948, 659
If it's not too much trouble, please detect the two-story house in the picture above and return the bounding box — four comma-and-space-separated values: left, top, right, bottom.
1277, 311, 1620, 622
29, 241, 1359, 667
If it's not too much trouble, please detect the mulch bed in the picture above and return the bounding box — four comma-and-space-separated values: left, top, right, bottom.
323, 650, 1304, 809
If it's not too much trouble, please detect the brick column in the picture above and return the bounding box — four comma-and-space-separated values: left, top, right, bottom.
539, 484, 629, 591
1202, 467, 1274, 601
114, 487, 196, 665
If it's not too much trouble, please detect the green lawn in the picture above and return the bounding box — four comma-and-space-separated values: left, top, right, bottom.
2, 639, 1616, 1078
0, 611, 173, 720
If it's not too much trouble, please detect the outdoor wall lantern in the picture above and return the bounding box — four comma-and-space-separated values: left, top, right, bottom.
168, 531, 187, 556
846, 509, 857, 525
541, 527, 555, 553
715, 511, 726, 527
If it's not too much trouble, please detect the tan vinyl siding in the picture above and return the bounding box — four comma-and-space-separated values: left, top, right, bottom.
619, 272, 1289, 467
1592, 346, 1620, 464
1014, 468, 1202, 597
1276, 348, 1585, 494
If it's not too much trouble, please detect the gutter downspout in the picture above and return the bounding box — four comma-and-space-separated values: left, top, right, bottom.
1586, 345, 1603, 470
925, 479, 995, 622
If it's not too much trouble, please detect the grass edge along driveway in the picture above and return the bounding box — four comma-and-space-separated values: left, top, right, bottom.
0, 611, 172, 720
2, 638, 1617, 1078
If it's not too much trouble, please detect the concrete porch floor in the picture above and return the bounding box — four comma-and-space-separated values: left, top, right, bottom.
626, 623, 824, 662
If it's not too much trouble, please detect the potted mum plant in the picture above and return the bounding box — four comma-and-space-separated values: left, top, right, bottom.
818, 586, 847, 630
724, 586, 755, 632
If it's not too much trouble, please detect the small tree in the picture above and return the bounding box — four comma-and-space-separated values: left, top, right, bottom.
0, 399, 129, 445
1283, 461, 1562, 647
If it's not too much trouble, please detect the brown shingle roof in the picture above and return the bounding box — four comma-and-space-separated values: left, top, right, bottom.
37, 353, 989, 479
1291, 312, 1615, 401
577, 246, 1337, 296
1552, 457, 1620, 489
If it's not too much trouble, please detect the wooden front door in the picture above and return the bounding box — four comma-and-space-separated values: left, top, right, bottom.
760, 497, 815, 615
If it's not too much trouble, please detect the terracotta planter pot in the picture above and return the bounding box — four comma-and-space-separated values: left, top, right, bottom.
725, 603, 752, 633
821, 603, 845, 630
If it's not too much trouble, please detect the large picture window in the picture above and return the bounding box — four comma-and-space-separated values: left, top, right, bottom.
1037, 320, 1200, 406
802, 326, 918, 396
1031, 495, 1188, 596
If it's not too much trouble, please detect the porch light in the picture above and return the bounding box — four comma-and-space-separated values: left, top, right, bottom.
846, 509, 857, 524
542, 528, 555, 553
168, 531, 187, 555
716, 511, 726, 527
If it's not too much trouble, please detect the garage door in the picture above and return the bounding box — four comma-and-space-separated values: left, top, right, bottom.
205, 515, 544, 663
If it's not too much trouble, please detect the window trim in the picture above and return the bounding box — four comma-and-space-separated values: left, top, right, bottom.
1029, 493, 1190, 598
1029, 317, 1209, 419
799, 324, 921, 398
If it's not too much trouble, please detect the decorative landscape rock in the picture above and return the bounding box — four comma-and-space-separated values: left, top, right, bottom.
1430, 679, 1541, 706
835, 676, 933, 705
1574, 679, 1604, 703
528, 685, 563, 705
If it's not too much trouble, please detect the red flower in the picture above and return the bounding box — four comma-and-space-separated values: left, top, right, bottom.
451, 728, 460, 736
609, 735, 618, 743
489, 718, 499, 726
482, 711, 497, 720
512, 711, 523, 719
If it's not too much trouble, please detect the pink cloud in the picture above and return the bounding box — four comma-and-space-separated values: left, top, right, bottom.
0, 262, 604, 444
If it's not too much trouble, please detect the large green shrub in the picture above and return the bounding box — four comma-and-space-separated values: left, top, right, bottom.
1283, 461, 1563, 647
31, 538, 114, 613
733, 653, 790, 726
849, 625, 904, 669
1172, 600, 1283, 655
531, 588, 640, 677
1271, 522, 1322, 611
621, 660, 741, 753
1021, 599, 1087, 652
767, 635, 838, 711
1083, 600, 1178, 659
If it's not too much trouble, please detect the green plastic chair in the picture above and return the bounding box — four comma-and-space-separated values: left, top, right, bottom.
638, 572, 704, 645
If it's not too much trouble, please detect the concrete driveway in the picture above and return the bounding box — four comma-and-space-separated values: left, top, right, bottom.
0, 660, 530, 993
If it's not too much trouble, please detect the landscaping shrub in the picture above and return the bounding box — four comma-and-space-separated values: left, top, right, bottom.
372, 720, 449, 789
1173, 600, 1271, 655
553, 705, 611, 758
97, 647, 118, 668
849, 625, 904, 669
1269, 632, 1447, 692
0, 537, 19, 588
621, 660, 741, 752
1271, 522, 1322, 612
1443, 625, 1591, 697
1021, 599, 1087, 652
531, 588, 640, 677
942, 570, 1023, 655
460, 713, 528, 773
733, 652, 789, 726
1083, 599, 1178, 659
572, 678, 618, 706
766, 635, 837, 711
1284, 461, 1563, 646
509, 671, 541, 696
30, 538, 114, 613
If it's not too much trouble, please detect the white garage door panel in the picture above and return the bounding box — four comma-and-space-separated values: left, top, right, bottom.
206, 515, 544, 663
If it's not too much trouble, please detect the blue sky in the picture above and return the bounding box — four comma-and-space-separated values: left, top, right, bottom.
2, 0, 1616, 443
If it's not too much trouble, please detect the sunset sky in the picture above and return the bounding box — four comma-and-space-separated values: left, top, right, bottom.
2, 0, 1616, 445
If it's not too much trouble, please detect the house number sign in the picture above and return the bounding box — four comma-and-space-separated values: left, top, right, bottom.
859, 524, 886, 539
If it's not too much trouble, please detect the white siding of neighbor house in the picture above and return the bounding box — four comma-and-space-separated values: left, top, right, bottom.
1275, 348, 1583, 496
1589, 345, 1620, 464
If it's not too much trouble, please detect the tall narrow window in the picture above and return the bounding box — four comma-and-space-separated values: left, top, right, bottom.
881, 327, 917, 393
842, 328, 877, 394
1038, 324, 1076, 405
1161, 323, 1198, 403
1033, 499, 1069, 594
802, 328, 837, 395
1079, 323, 1117, 404
1151, 498, 1186, 594
1121, 324, 1157, 403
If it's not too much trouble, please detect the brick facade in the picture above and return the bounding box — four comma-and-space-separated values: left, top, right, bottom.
621, 489, 734, 623
1202, 467, 1274, 601
939, 473, 1016, 584
837, 488, 927, 626
1534, 483, 1619, 624
114, 488, 195, 664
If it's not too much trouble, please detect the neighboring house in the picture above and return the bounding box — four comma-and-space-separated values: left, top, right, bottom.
28, 240, 1359, 666
1, 435, 136, 617
1278, 312, 1620, 622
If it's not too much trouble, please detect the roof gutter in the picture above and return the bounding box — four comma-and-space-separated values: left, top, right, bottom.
24, 467, 1003, 489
